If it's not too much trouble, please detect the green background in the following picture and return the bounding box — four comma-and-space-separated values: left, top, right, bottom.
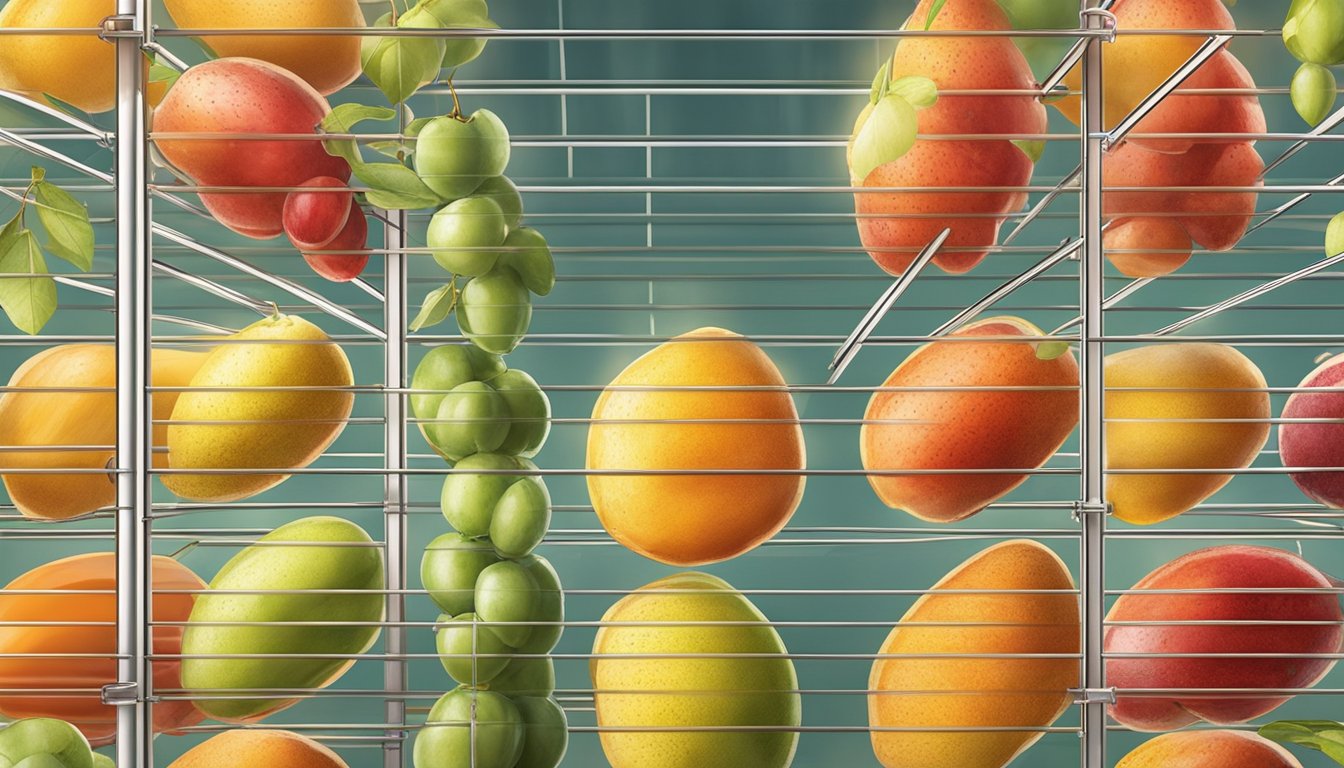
1, 0, 1342, 766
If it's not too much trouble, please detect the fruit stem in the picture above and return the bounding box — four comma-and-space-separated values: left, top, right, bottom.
267, 301, 281, 321
446, 71, 466, 121
388, 0, 401, 25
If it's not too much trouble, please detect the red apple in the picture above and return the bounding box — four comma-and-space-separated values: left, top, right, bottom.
1280, 354, 1344, 506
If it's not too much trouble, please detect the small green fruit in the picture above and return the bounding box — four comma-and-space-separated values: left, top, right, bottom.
500, 228, 556, 296
1327, 211, 1344, 257
489, 477, 552, 559
475, 561, 539, 648
513, 697, 569, 768
514, 555, 564, 654
440, 453, 529, 537
488, 656, 556, 697
1285, 0, 1344, 65
361, 11, 446, 105
427, 381, 510, 461
1293, 62, 1338, 125
414, 110, 511, 201
473, 176, 524, 230
410, 344, 505, 421
413, 687, 524, 768
0, 719, 95, 768
421, 533, 501, 615
457, 268, 533, 355
427, 196, 509, 276
436, 612, 514, 684
490, 368, 551, 458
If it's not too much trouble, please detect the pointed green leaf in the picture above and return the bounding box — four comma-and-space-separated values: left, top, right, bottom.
33, 180, 94, 271
870, 60, 891, 105
1261, 720, 1344, 765
1034, 340, 1070, 360
148, 61, 181, 90
1011, 139, 1047, 163
410, 283, 457, 332
888, 75, 939, 109
361, 10, 446, 105
850, 95, 918, 181
924, 0, 949, 30
0, 230, 57, 335
319, 103, 399, 166
355, 162, 444, 210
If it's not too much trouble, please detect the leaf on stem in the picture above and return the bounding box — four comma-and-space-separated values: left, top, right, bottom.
0, 230, 57, 335
410, 283, 457, 331
1261, 721, 1344, 764
33, 179, 94, 271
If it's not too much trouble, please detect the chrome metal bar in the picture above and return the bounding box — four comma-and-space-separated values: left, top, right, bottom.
826, 228, 948, 385
1260, 102, 1344, 180
1052, 275, 1150, 334
1002, 165, 1080, 246
382, 204, 408, 768
112, 5, 151, 767
0, 89, 110, 142
150, 258, 272, 316
1151, 250, 1344, 337
1040, 39, 1088, 97
1080, 6, 1107, 768
1243, 169, 1344, 238
1103, 34, 1232, 149
929, 238, 1082, 337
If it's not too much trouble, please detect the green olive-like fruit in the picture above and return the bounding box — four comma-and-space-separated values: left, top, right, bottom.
500, 227, 556, 296
0, 719, 96, 768
427, 380, 510, 461
421, 533, 501, 615
488, 656, 556, 698
1292, 62, 1338, 125
457, 267, 533, 355
435, 612, 514, 684
427, 196, 509, 277
1286, 0, 1344, 65
440, 453, 530, 537
414, 110, 511, 201
489, 477, 552, 559
413, 687, 524, 768
514, 555, 564, 654
513, 697, 569, 768
490, 369, 552, 458
475, 560, 539, 648
410, 344, 505, 421
473, 176, 524, 231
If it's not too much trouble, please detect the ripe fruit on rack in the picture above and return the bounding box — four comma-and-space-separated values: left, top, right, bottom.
591, 572, 801, 768
153, 58, 351, 240
428, 195, 510, 276
1105, 343, 1270, 525
1102, 217, 1194, 279
456, 267, 534, 355
181, 516, 386, 722
0, 718, 104, 768
436, 612, 514, 683
161, 0, 365, 96
1279, 352, 1344, 507
283, 177, 354, 252
860, 316, 1080, 523
166, 729, 351, 768
0, 553, 206, 746
421, 534, 501, 616
1105, 545, 1343, 730
1118, 730, 1304, 768
0, 345, 206, 521
300, 199, 370, 283
851, 0, 1046, 275
440, 453, 550, 555
587, 327, 806, 566
414, 687, 524, 768
869, 540, 1080, 768
0, 0, 116, 113
163, 314, 355, 503
412, 353, 550, 461
414, 110, 512, 201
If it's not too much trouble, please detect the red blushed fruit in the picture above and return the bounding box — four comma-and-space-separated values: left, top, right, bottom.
1105, 545, 1343, 731
302, 201, 369, 282
283, 177, 354, 251
1280, 354, 1344, 506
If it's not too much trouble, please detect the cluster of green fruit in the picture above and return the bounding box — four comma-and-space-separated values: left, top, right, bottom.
0, 718, 112, 768
1285, 0, 1344, 125
364, 0, 497, 105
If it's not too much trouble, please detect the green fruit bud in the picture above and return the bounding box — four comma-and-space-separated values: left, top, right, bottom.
436, 612, 513, 684
499, 227, 556, 296
1293, 62, 1338, 126
421, 533, 501, 615
427, 381, 510, 461
427, 196, 509, 276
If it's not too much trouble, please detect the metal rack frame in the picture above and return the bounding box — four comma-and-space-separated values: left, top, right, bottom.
3, 1, 1343, 767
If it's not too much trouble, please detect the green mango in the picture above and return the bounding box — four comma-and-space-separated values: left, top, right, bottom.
1292, 62, 1338, 125
0, 720, 94, 768
181, 516, 385, 722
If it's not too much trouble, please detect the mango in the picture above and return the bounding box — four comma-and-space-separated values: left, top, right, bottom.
1279, 353, 1344, 507
869, 540, 1079, 768
164, 314, 354, 503
1103, 218, 1193, 279
591, 572, 800, 768
1118, 730, 1303, 768
162, 1, 365, 96
153, 58, 351, 239
587, 327, 805, 565
167, 729, 349, 768
861, 317, 1079, 522
0, 345, 206, 520
1106, 343, 1270, 524
181, 516, 385, 722
0, 0, 114, 114
0, 553, 205, 747
1106, 545, 1342, 730
853, 0, 1045, 275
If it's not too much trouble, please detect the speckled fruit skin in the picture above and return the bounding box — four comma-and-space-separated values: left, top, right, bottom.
869, 540, 1079, 768
1103, 217, 1193, 278
153, 58, 351, 239
1105, 343, 1270, 525
591, 572, 800, 768
1116, 731, 1303, 768
1280, 354, 1344, 507
0, 0, 116, 113
586, 327, 805, 565
167, 729, 350, 768
860, 316, 1079, 522
852, 0, 1045, 275
1105, 546, 1343, 731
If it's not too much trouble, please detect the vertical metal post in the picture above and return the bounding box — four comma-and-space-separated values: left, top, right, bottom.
1079, 6, 1109, 768
383, 208, 410, 767
112, 0, 152, 766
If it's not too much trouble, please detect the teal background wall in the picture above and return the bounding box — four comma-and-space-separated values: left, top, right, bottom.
1, 0, 1342, 766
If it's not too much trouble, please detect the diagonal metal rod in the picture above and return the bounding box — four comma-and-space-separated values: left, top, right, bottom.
1260, 102, 1344, 180
141, 41, 188, 72
0, 124, 112, 183
1051, 275, 1152, 335
0, 89, 110, 144
1039, 38, 1088, 97
930, 238, 1082, 337
149, 258, 273, 317
1151, 251, 1344, 337
826, 228, 949, 385
1003, 164, 1081, 246
1244, 169, 1344, 238
1104, 34, 1232, 149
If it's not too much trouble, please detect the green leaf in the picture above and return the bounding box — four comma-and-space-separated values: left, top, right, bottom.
1033, 340, 1070, 360
361, 9, 447, 105
410, 283, 457, 331
1011, 139, 1047, 163
888, 75, 938, 109
33, 180, 94, 271
850, 95, 918, 181
0, 230, 57, 335
319, 103, 399, 166
39, 93, 91, 121
355, 162, 444, 210
148, 62, 181, 89
925, 0, 949, 30
1261, 721, 1344, 765
371, 117, 435, 159
870, 60, 891, 105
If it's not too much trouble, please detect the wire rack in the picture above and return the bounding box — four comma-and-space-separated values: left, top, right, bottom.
3, 0, 1344, 766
